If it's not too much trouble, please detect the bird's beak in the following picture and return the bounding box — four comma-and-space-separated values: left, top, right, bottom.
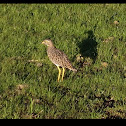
42, 41, 45, 44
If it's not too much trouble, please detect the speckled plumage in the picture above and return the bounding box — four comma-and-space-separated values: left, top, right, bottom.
42, 39, 77, 82
47, 45, 77, 71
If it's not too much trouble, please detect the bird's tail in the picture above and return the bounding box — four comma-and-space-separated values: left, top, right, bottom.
71, 68, 77, 73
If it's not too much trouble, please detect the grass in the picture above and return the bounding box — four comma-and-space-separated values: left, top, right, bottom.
0, 3, 126, 119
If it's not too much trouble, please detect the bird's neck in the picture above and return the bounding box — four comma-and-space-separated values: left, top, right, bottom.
47, 45, 56, 52
48, 44, 55, 49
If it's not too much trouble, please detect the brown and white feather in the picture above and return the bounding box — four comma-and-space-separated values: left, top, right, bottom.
44, 40, 77, 72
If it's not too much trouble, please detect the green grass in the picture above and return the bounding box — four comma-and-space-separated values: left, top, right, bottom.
0, 3, 126, 119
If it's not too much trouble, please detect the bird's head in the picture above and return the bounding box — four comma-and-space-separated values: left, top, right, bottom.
42, 39, 54, 47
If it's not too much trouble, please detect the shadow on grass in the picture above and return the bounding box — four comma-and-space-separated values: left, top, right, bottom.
77, 30, 98, 64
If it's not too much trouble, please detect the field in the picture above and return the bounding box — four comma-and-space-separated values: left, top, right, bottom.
0, 4, 126, 119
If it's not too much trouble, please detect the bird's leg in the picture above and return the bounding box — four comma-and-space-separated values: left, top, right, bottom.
61, 67, 65, 82
57, 66, 61, 82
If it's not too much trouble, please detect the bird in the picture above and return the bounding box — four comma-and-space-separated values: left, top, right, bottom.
42, 39, 77, 82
